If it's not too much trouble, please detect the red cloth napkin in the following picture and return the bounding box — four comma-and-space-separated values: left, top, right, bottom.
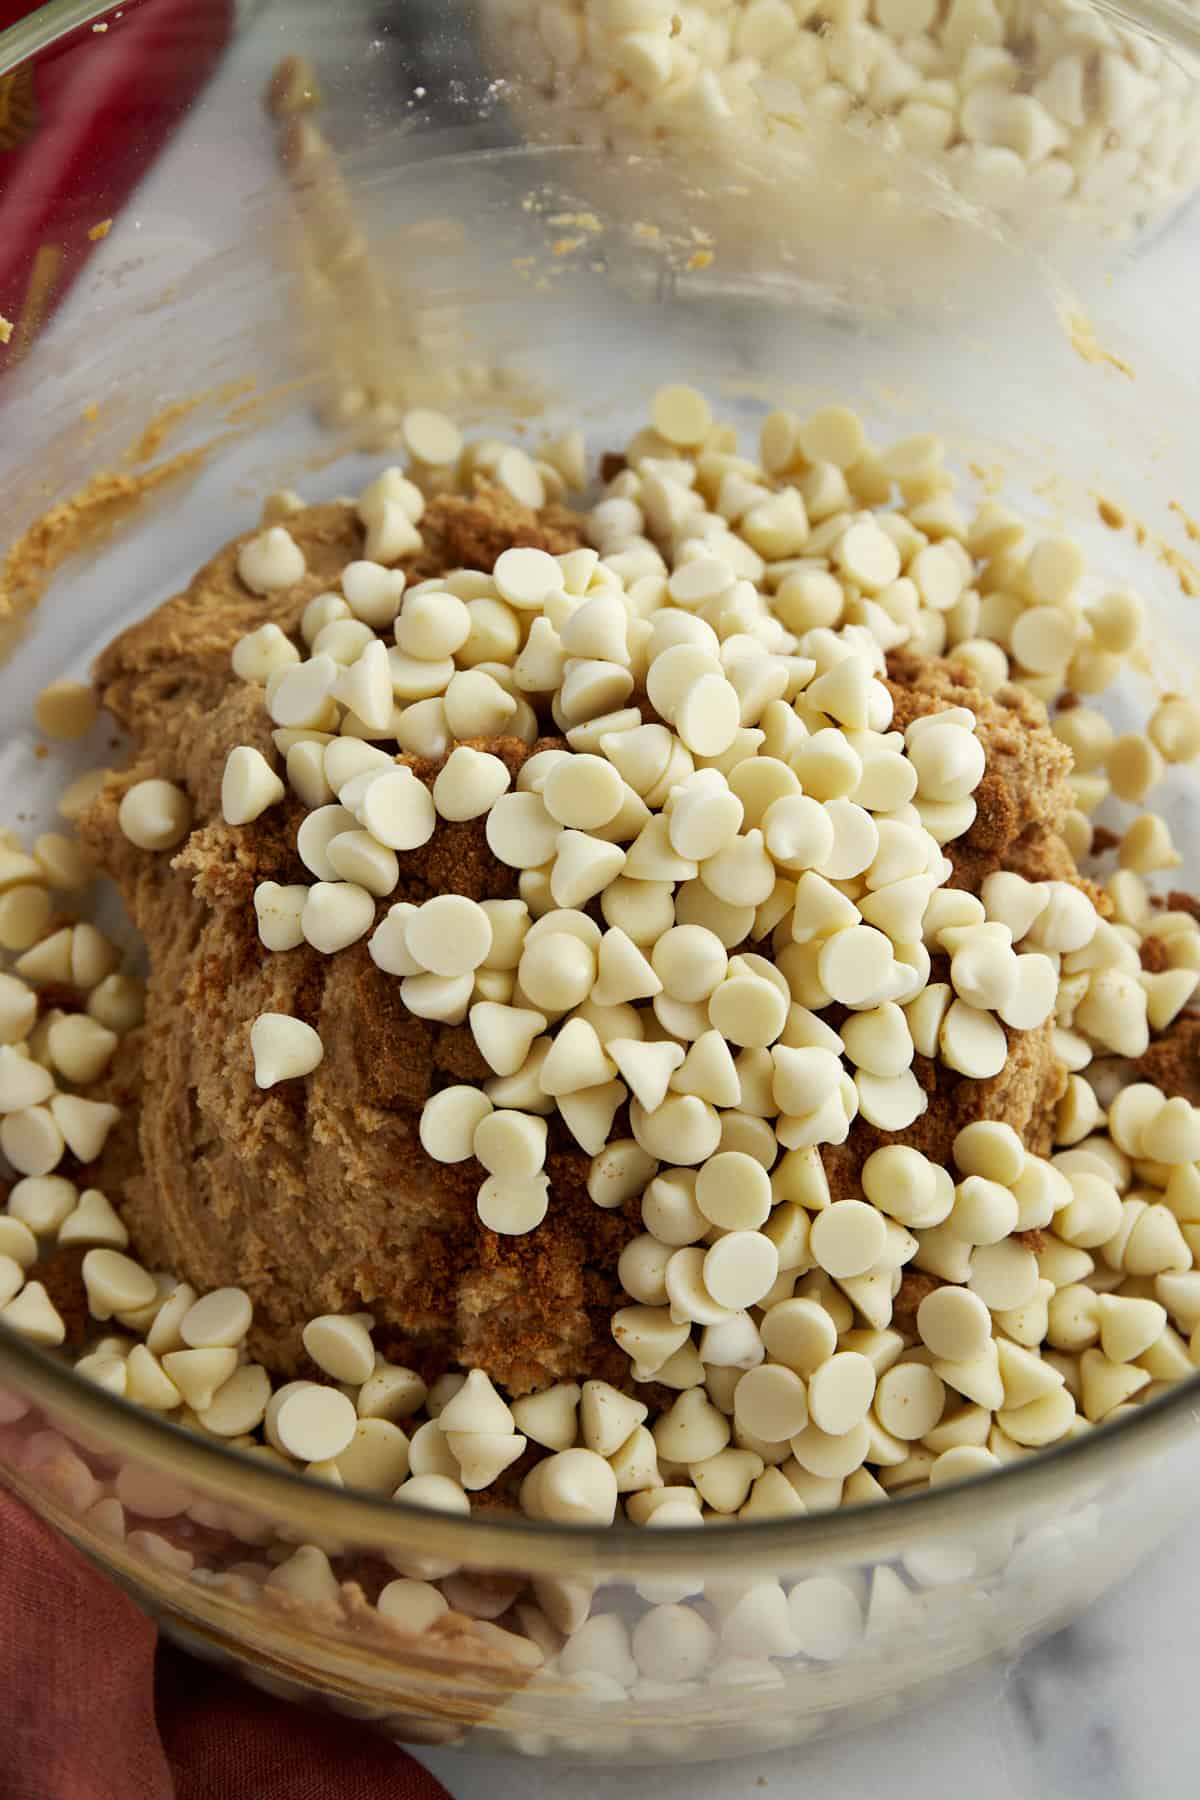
0, 1487, 453, 1800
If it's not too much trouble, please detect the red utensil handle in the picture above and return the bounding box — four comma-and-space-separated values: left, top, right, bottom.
0, 0, 235, 358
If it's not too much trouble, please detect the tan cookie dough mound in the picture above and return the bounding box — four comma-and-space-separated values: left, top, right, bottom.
79, 486, 1078, 1393
80, 489, 638, 1394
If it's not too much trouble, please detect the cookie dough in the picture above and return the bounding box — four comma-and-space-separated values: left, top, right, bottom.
79, 487, 1076, 1391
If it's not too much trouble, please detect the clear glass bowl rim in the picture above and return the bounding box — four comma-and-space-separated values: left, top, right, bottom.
2, 1320, 1198, 1577
2, 0, 1200, 1583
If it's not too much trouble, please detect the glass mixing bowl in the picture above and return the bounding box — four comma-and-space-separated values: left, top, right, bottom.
2, 0, 1200, 1767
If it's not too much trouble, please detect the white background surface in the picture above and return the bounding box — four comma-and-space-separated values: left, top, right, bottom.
13, 3, 1200, 1795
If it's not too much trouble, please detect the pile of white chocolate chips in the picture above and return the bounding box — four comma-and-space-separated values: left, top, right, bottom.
5, 385, 1200, 1593
479, 0, 1200, 241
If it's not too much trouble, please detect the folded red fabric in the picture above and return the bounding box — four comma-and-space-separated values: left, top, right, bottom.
0, 1487, 452, 1800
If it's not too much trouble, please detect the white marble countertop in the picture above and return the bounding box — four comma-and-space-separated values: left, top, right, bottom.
15, 5, 1199, 1796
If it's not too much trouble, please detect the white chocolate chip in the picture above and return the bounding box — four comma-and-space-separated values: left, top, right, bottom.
486, 792, 561, 870
652, 384, 712, 447
302, 882, 376, 953
237, 527, 307, 594
769, 1046, 842, 1118
1, 1282, 66, 1345
34, 678, 98, 742
474, 1109, 548, 1179
734, 1363, 810, 1443
523, 1447, 618, 1525
401, 896, 492, 978
360, 769, 436, 850
117, 780, 192, 852
351, 1364, 426, 1428
0, 888, 51, 955
401, 972, 473, 1023
835, 521, 901, 592
952, 1176, 1018, 1246
342, 561, 407, 629
66, 923, 117, 993
445, 1431, 526, 1491
82, 1248, 158, 1319
254, 883, 308, 951
325, 830, 399, 898
969, 1239, 1040, 1312
807, 1352, 878, 1436
703, 1232, 780, 1310
917, 1285, 993, 1362
477, 1173, 550, 1234
492, 546, 564, 612
232, 619, 302, 680
332, 640, 395, 731
200, 1363, 273, 1437
250, 1014, 324, 1087
0, 1108, 65, 1176
938, 999, 1008, 1079
0, 973, 37, 1046
46, 1015, 118, 1085
15, 928, 74, 985
122, 1345, 182, 1412
8, 1174, 76, 1237
180, 1287, 253, 1349
1107, 732, 1163, 804
50, 1096, 120, 1164
287, 741, 333, 810
377, 1577, 449, 1633
437, 1369, 515, 1437
420, 1086, 493, 1162
519, 933, 596, 1014
0, 1046, 55, 1113
433, 747, 512, 821
273, 1383, 358, 1461
810, 1202, 887, 1279
221, 744, 288, 830
874, 1363, 945, 1440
